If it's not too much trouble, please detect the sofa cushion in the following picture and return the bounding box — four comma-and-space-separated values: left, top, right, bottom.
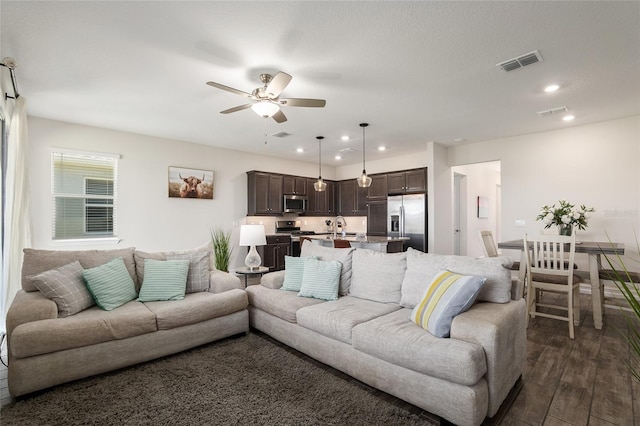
83, 258, 138, 311
352, 308, 487, 386
22, 247, 136, 292
410, 270, 486, 338
10, 301, 157, 358
138, 259, 190, 302
281, 256, 315, 292
166, 249, 211, 293
300, 243, 355, 295
298, 258, 342, 301
348, 249, 406, 304
296, 296, 400, 344
400, 248, 513, 307
246, 285, 324, 323
27, 261, 95, 318
143, 289, 248, 330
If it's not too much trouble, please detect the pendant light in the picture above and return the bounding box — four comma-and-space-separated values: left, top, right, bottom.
357, 122, 372, 188
314, 136, 327, 192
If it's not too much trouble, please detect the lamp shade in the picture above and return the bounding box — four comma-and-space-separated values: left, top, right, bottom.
251, 101, 280, 118
239, 224, 267, 246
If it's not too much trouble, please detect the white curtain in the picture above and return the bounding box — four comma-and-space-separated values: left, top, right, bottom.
1, 96, 31, 333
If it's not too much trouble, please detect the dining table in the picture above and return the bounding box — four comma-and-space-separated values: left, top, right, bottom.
497, 239, 625, 330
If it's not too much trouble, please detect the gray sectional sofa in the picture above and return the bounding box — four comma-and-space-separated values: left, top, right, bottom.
246, 243, 527, 426
6, 245, 249, 397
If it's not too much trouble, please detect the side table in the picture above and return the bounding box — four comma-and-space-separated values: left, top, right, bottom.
235, 266, 270, 288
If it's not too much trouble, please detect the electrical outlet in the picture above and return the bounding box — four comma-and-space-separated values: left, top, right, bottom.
515, 219, 526, 227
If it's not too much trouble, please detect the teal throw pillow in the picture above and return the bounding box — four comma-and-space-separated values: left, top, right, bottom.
298, 257, 342, 301
138, 259, 190, 302
83, 257, 138, 311
282, 256, 317, 292
410, 270, 486, 338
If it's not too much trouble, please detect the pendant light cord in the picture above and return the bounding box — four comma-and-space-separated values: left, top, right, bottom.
360, 123, 369, 172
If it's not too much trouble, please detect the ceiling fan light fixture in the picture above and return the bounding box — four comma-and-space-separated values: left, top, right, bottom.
251, 101, 280, 118
315, 136, 326, 192
356, 123, 372, 188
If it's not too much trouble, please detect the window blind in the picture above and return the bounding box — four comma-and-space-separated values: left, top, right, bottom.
51, 150, 118, 240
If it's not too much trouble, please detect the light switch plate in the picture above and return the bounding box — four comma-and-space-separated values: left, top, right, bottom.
515, 219, 526, 227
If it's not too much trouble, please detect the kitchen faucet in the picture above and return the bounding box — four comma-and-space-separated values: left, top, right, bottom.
333, 216, 347, 239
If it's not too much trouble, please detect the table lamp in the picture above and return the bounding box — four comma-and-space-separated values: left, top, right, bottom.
239, 224, 267, 270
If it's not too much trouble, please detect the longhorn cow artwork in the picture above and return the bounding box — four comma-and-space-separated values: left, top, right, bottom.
168, 166, 214, 199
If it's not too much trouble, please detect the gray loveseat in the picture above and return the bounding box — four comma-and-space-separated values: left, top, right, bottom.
7, 245, 249, 397
246, 243, 527, 426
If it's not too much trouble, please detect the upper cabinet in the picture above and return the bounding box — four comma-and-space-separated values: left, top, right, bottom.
338, 180, 368, 216
247, 171, 283, 215
306, 178, 336, 216
387, 168, 427, 194
367, 174, 388, 200
283, 176, 307, 195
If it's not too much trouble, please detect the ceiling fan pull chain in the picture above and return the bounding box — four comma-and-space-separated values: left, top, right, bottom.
264, 117, 268, 144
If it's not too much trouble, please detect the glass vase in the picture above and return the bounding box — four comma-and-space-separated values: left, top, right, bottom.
558, 225, 573, 236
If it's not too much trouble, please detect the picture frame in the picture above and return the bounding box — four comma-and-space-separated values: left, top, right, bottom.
477, 196, 489, 218
168, 166, 214, 199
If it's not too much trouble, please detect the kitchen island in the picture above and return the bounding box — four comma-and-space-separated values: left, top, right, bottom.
304, 234, 409, 253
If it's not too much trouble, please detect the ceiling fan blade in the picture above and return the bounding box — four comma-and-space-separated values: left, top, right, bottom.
265, 72, 292, 98
272, 109, 287, 123
220, 104, 253, 114
207, 81, 254, 99
278, 98, 326, 108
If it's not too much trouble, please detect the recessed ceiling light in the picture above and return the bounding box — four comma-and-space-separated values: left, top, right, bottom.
454, 137, 465, 143
563, 115, 575, 121
341, 136, 349, 141
296, 148, 304, 153
544, 84, 560, 93
378, 146, 386, 151
334, 155, 342, 160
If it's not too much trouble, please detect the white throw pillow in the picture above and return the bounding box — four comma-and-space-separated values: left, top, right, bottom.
298, 257, 342, 301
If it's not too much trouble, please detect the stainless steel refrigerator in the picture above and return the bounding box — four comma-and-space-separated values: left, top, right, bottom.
388, 194, 427, 252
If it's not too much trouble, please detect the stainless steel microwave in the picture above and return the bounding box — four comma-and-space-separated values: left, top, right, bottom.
283, 194, 308, 213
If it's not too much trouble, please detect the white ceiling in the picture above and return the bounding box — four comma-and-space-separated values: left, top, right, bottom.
2, 1, 639, 166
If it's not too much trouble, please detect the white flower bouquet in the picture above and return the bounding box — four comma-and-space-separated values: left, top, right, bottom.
536, 200, 595, 232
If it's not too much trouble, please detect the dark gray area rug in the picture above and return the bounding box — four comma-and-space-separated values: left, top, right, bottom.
1, 332, 437, 425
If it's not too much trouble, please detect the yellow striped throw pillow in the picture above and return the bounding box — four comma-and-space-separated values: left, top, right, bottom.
410, 270, 486, 338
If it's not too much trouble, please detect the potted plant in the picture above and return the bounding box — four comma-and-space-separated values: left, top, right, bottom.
602, 236, 640, 381
210, 227, 232, 272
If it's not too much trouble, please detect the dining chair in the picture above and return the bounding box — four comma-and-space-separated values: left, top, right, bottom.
479, 230, 520, 270
333, 239, 352, 248
523, 232, 581, 339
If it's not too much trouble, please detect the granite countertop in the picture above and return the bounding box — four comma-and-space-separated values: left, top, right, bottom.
306, 234, 409, 243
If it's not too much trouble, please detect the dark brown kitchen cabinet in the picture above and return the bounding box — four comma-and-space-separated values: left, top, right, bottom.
387, 168, 426, 194
257, 235, 291, 271
367, 200, 388, 236
338, 180, 367, 216
247, 171, 283, 215
367, 174, 388, 200
305, 179, 336, 216
283, 176, 307, 195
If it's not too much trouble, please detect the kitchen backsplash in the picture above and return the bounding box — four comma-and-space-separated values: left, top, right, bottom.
245, 216, 367, 235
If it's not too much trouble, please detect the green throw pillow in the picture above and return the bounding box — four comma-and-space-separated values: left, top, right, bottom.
282, 256, 317, 292
298, 257, 342, 301
138, 259, 190, 302
410, 270, 485, 338
83, 257, 138, 311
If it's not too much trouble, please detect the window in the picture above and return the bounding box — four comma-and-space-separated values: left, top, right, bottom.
52, 150, 119, 240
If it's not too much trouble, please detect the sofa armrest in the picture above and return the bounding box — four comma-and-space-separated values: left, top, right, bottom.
208, 270, 243, 293
260, 270, 285, 289
6, 290, 57, 339
450, 299, 527, 417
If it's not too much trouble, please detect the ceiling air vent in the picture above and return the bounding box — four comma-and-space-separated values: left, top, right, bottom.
497, 50, 543, 72
339, 148, 356, 153
536, 106, 568, 117
272, 131, 291, 138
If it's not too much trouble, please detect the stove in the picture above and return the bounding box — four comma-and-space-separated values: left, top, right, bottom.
291, 230, 317, 236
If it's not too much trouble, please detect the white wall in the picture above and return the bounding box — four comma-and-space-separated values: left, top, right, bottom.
451, 162, 501, 258
447, 115, 640, 266
28, 117, 328, 268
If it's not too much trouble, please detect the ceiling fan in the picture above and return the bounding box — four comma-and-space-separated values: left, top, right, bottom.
206, 71, 326, 123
